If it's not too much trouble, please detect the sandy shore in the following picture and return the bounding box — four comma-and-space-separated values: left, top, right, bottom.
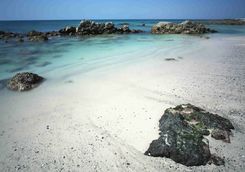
0, 35, 245, 171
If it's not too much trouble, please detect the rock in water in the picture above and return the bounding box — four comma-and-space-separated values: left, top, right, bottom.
7, 72, 44, 91
151, 20, 217, 34
59, 20, 143, 36
59, 26, 76, 35
145, 104, 234, 166
27, 30, 49, 42
29, 35, 48, 41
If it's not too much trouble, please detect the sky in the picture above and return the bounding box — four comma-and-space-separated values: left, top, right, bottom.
0, 0, 245, 20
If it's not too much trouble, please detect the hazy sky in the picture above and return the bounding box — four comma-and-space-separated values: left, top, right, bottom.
0, 0, 245, 20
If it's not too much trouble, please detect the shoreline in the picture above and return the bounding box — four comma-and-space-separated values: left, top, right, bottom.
0, 34, 244, 171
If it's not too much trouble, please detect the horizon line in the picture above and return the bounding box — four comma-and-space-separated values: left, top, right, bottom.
0, 18, 244, 22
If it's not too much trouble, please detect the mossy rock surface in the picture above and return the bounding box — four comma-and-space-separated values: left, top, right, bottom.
145, 104, 234, 166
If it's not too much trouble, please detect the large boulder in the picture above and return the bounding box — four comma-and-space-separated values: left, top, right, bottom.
152, 20, 217, 34
7, 72, 44, 91
145, 104, 234, 166
76, 20, 107, 35
76, 20, 119, 35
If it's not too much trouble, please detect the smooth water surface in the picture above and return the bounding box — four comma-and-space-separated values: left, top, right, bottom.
0, 20, 245, 83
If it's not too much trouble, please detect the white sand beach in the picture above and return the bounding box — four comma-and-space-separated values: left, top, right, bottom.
0, 34, 245, 172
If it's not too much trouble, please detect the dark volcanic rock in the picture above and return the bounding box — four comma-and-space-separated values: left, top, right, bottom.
151, 20, 217, 34
27, 30, 49, 41
7, 72, 44, 91
1, 20, 143, 42
145, 104, 234, 166
59, 20, 143, 36
0, 31, 22, 40
59, 26, 77, 35
211, 129, 230, 142
210, 154, 225, 166
119, 25, 131, 33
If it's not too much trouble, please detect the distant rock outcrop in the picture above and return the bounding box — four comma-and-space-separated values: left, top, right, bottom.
145, 104, 234, 166
151, 20, 217, 34
0, 31, 23, 41
0, 20, 143, 43
201, 19, 245, 25
7, 72, 44, 91
59, 20, 143, 36
27, 31, 49, 41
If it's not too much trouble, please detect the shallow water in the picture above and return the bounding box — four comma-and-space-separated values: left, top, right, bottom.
0, 20, 245, 83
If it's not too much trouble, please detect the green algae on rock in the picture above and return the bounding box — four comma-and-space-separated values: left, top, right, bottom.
145, 104, 234, 166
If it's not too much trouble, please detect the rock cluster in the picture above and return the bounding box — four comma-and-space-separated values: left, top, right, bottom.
59, 20, 143, 35
0, 31, 23, 42
0, 20, 143, 43
0, 30, 59, 42
151, 20, 217, 34
7, 72, 44, 91
27, 31, 49, 41
145, 104, 234, 166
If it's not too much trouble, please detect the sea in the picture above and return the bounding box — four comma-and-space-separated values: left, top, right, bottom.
0, 19, 245, 85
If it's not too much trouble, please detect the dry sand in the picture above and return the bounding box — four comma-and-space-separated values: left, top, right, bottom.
0, 35, 245, 171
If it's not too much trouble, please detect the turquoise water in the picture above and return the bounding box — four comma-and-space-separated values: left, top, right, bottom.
0, 20, 245, 83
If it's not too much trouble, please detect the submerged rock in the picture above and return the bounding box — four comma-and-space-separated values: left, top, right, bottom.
145, 104, 234, 166
7, 72, 44, 91
0, 79, 8, 90
165, 58, 177, 61
151, 20, 217, 34
29, 35, 48, 41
